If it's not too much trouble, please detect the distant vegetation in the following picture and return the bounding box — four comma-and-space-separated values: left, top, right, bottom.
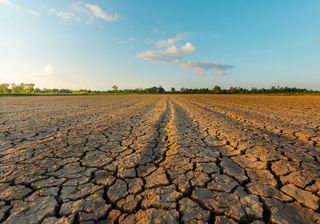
0, 83, 319, 95
0, 83, 166, 95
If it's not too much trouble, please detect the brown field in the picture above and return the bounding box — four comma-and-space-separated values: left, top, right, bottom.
0, 95, 319, 223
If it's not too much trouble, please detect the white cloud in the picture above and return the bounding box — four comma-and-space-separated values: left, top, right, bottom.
41, 64, 54, 76
49, 3, 119, 24
138, 53, 233, 76
26, 9, 40, 17
177, 60, 234, 76
1, 1, 39, 17
0, 0, 12, 6
49, 8, 81, 22
165, 42, 195, 56
85, 4, 119, 22
156, 33, 188, 47
138, 42, 195, 59
138, 34, 234, 76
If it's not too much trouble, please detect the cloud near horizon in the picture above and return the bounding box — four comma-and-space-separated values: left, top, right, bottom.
34, 64, 93, 90
138, 34, 234, 76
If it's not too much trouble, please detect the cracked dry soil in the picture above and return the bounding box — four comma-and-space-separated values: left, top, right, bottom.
0, 95, 319, 224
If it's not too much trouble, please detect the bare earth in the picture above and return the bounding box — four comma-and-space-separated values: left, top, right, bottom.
0, 95, 319, 224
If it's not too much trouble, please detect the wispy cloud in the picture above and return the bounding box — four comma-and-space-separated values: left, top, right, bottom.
26, 9, 40, 17
119, 37, 136, 44
85, 4, 119, 22
156, 33, 188, 47
49, 8, 81, 22
49, 3, 119, 25
138, 34, 234, 76
1, 1, 39, 17
138, 42, 195, 59
0, 0, 12, 6
177, 60, 234, 76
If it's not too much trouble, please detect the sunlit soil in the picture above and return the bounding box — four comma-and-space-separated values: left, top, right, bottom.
0, 95, 319, 223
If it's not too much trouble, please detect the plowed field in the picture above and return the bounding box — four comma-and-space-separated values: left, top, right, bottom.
0, 95, 319, 223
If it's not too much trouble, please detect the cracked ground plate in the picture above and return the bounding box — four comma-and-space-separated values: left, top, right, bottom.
0, 95, 319, 223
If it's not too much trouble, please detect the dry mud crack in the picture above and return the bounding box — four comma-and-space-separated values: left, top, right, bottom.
0, 95, 320, 224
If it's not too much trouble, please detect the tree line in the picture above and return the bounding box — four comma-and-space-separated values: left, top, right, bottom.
0, 83, 319, 95
0, 83, 166, 95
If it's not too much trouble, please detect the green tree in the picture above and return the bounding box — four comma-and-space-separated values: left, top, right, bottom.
171, 87, 176, 93
0, 83, 10, 94
212, 85, 222, 94
112, 85, 119, 92
158, 86, 165, 94
23, 83, 35, 94
11, 83, 26, 94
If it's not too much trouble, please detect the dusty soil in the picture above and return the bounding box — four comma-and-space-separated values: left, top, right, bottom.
0, 95, 319, 224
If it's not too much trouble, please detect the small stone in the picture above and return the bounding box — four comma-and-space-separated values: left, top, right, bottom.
172, 175, 192, 194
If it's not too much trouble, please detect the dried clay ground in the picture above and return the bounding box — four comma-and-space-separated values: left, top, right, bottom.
0, 95, 320, 224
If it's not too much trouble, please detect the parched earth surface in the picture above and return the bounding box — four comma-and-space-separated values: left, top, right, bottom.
0, 95, 320, 224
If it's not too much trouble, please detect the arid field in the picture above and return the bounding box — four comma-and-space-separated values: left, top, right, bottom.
0, 95, 319, 224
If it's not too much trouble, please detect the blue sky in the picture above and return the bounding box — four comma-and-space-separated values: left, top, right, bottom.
0, 0, 319, 90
